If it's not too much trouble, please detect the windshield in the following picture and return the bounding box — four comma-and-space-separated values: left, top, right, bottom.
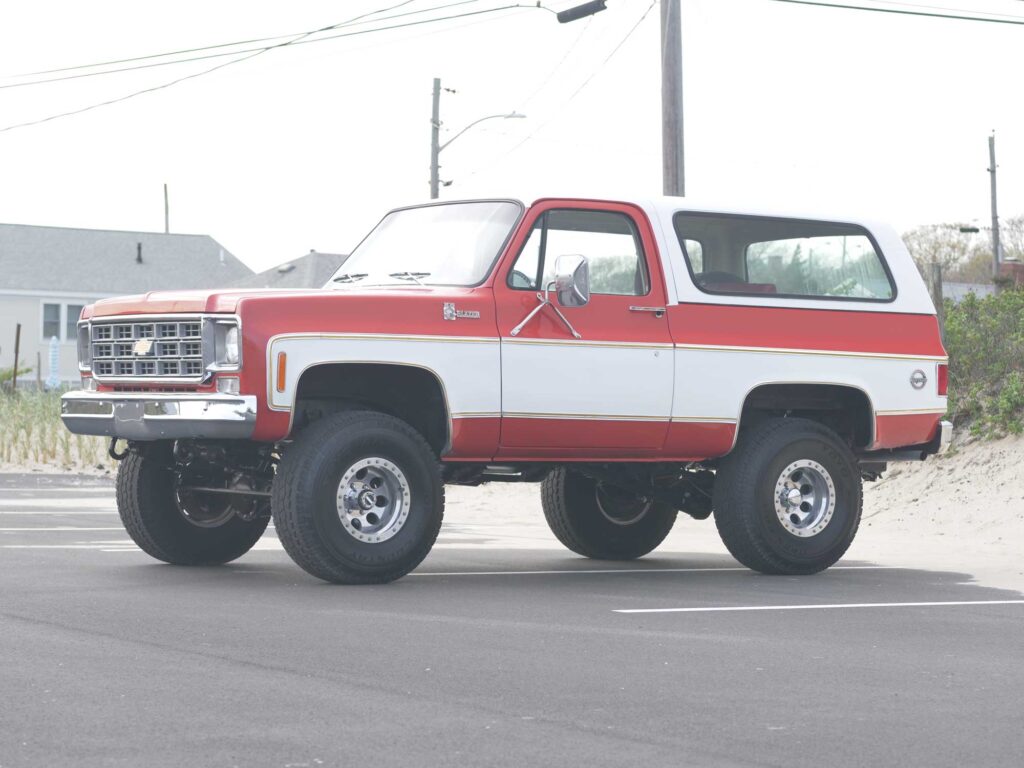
328, 201, 522, 288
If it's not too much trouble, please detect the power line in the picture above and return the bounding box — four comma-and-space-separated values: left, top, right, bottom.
467, 0, 656, 178
6, 0, 485, 82
0, 0, 495, 91
769, 0, 1024, 25
0, 3, 529, 133
515, 15, 595, 110
857, 0, 1024, 19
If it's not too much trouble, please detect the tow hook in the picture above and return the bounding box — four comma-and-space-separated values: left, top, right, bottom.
108, 438, 130, 461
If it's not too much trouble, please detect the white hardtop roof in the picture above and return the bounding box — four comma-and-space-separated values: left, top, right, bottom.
389, 191, 894, 231
389, 192, 932, 315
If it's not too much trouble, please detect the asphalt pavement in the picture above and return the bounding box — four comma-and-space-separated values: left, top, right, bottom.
1, 472, 1022, 768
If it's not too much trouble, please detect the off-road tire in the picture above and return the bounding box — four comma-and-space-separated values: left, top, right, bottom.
116, 442, 270, 565
713, 417, 862, 575
541, 467, 677, 560
272, 410, 444, 584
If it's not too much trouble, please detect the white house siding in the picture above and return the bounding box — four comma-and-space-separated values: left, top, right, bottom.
0, 292, 108, 384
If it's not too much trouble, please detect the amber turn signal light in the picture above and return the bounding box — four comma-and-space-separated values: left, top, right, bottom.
276, 352, 287, 393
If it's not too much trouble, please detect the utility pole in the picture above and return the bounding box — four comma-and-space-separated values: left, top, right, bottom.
163, 183, 170, 234
988, 132, 1000, 281
661, 0, 684, 196
430, 78, 442, 200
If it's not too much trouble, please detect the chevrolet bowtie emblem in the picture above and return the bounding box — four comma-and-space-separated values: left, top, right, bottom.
133, 338, 154, 356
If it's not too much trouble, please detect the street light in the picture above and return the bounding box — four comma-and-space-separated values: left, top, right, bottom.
430, 109, 526, 199
427, 3, 601, 199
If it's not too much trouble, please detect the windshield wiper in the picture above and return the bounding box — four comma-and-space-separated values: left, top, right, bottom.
388, 271, 431, 286
332, 272, 368, 284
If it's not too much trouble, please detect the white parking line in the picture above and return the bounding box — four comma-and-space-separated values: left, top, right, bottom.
0, 487, 113, 493
0, 498, 114, 510
412, 565, 901, 577
614, 600, 1024, 614
0, 510, 118, 516
0, 527, 124, 532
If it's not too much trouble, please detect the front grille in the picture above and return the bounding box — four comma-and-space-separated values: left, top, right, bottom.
91, 319, 207, 379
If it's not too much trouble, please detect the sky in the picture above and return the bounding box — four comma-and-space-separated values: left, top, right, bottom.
0, 0, 1022, 273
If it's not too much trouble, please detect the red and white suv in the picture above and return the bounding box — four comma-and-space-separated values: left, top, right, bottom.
62, 196, 950, 583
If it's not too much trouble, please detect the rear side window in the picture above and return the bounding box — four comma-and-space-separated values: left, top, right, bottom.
673, 213, 895, 301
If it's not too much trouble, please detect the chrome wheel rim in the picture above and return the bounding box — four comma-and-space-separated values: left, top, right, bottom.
773, 459, 836, 538
595, 483, 653, 526
174, 488, 235, 528
336, 457, 411, 544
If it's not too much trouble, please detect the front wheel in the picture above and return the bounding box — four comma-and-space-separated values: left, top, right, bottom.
272, 411, 444, 584
713, 417, 862, 575
541, 468, 677, 560
116, 443, 270, 565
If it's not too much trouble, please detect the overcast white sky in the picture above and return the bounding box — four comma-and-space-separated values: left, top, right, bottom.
1, 0, 1022, 272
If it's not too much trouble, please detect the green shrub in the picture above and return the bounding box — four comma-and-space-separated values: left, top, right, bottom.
0, 389, 114, 470
944, 288, 1024, 437
0, 364, 32, 388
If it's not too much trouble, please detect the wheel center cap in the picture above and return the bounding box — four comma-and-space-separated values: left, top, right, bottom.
785, 488, 803, 507
358, 490, 376, 510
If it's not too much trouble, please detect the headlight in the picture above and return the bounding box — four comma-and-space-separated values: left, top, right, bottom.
212, 322, 241, 369
225, 326, 240, 365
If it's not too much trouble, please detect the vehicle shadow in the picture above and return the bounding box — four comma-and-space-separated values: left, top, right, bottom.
117, 547, 1024, 614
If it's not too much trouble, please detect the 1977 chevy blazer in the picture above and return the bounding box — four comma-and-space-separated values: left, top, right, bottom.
61, 197, 951, 583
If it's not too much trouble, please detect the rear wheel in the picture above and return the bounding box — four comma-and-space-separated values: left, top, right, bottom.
116, 443, 270, 565
272, 410, 444, 584
541, 467, 677, 560
713, 417, 862, 575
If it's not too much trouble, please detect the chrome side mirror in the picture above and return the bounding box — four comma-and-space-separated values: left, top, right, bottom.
554, 254, 590, 308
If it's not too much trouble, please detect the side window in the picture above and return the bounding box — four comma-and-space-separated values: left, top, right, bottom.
680, 239, 703, 273
673, 213, 895, 301
508, 209, 649, 296
42, 303, 61, 340
746, 235, 891, 299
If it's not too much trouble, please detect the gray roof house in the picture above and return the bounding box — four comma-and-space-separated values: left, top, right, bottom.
230, 250, 347, 290
0, 223, 252, 384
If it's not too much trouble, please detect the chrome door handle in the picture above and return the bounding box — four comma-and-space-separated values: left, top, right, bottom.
629, 306, 666, 318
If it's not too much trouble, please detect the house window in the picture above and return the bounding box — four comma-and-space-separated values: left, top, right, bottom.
42, 303, 61, 341
41, 302, 94, 342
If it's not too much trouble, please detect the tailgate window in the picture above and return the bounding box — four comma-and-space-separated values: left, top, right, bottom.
673, 213, 895, 302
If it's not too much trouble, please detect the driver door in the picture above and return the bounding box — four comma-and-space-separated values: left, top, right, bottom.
494, 201, 674, 458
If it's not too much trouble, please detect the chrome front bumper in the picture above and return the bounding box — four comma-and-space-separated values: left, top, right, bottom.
60, 391, 257, 440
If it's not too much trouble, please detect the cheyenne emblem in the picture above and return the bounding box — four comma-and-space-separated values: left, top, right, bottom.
443, 302, 480, 321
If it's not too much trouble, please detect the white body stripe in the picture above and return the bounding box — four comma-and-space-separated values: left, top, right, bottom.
673, 348, 946, 424
268, 334, 945, 433
268, 334, 501, 419
500, 340, 674, 421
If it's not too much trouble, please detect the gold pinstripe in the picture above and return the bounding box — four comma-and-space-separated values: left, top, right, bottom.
675, 342, 947, 362
875, 408, 948, 416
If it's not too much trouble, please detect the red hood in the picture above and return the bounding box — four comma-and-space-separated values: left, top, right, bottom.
87, 288, 327, 317
85, 286, 484, 318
